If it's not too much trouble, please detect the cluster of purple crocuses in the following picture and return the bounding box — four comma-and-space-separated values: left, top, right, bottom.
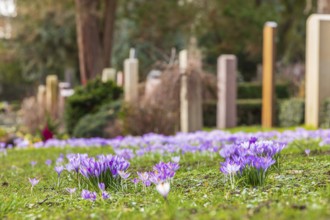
57, 153, 179, 200
63, 153, 130, 190
136, 161, 180, 187
219, 137, 286, 187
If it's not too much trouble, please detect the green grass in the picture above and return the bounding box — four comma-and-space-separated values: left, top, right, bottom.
1, 143, 330, 220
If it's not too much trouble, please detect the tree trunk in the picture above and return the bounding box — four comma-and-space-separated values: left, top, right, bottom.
318, 0, 330, 13
75, 0, 117, 84
103, 0, 117, 68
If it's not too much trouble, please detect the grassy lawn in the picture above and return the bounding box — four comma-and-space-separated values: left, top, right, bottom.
1, 141, 330, 220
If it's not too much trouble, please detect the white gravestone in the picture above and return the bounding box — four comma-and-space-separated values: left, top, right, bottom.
305, 14, 330, 127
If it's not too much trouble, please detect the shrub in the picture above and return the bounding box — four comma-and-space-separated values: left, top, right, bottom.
320, 98, 330, 128
73, 101, 122, 138
278, 98, 304, 127
65, 79, 122, 134
203, 101, 217, 127
237, 82, 290, 99
237, 99, 262, 125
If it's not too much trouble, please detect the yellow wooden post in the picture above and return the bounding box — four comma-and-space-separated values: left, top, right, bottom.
46, 75, 59, 117
262, 22, 277, 128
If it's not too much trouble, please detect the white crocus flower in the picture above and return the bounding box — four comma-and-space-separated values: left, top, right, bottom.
156, 182, 170, 199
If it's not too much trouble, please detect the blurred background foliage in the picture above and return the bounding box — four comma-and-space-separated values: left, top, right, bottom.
0, 0, 318, 101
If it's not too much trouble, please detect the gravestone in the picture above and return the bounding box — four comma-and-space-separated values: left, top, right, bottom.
179, 49, 202, 133
102, 68, 116, 82
145, 70, 162, 98
305, 14, 330, 127
46, 75, 59, 117
58, 82, 74, 119
116, 71, 124, 87
124, 49, 139, 103
37, 85, 46, 110
262, 22, 277, 128
217, 55, 237, 129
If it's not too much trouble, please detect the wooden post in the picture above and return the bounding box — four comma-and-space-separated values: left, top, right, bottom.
262, 22, 277, 128
46, 75, 59, 117
179, 50, 203, 132
124, 49, 139, 103
217, 55, 237, 129
305, 14, 330, 127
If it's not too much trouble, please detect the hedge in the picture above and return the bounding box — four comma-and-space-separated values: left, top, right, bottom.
203, 99, 262, 127
278, 98, 304, 127
203, 98, 308, 127
237, 82, 291, 99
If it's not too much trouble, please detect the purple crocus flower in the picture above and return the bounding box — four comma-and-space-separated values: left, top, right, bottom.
131, 178, 140, 185
29, 178, 39, 187
55, 166, 64, 177
81, 189, 97, 201
98, 182, 105, 191
102, 191, 110, 200
220, 161, 241, 175
137, 172, 149, 182
30, 161, 37, 167
137, 172, 151, 186
118, 170, 130, 179
45, 159, 52, 166
66, 188, 76, 194
305, 149, 311, 156
171, 156, 180, 163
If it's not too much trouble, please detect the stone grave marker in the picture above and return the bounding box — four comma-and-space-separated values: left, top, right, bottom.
102, 68, 116, 82
124, 48, 139, 103
305, 14, 330, 127
58, 82, 74, 119
116, 71, 124, 87
145, 70, 162, 99
217, 55, 237, 129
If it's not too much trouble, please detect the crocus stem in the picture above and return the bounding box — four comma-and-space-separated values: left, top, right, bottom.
164, 196, 169, 205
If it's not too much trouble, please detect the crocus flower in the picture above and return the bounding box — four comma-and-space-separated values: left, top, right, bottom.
55, 166, 64, 177
305, 149, 311, 156
118, 170, 130, 179
102, 191, 110, 200
66, 188, 76, 194
132, 178, 140, 184
30, 161, 37, 167
171, 156, 180, 163
220, 161, 241, 175
156, 182, 170, 200
29, 177, 39, 193
81, 189, 97, 201
29, 178, 39, 187
98, 182, 105, 191
137, 172, 149, 184
45, 159, 52, 166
